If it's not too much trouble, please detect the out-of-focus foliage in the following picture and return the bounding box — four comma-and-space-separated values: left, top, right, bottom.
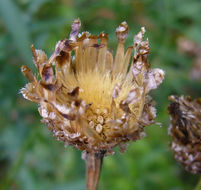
0, 0, 201, 189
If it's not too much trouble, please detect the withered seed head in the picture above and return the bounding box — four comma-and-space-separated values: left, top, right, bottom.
21, 19, 165, 154
168, 95, 201, 174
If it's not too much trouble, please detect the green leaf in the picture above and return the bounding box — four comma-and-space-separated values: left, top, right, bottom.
0, 0, 32, 67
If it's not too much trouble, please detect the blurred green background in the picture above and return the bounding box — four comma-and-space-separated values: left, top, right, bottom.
0, 0, 201, 189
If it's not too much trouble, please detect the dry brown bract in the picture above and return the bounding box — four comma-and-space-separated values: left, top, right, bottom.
168, 95, 201, 174
21, 19, 164, 154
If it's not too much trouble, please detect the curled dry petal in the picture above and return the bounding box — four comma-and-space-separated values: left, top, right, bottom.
21, 19, 164, 154
69, 18, 81, 42
145, 69, 165, 93
134, 27, 145, 47
113, 22, 129, 75
168, 95, 201, 174
21, 65, 35, 82
115, 21, 129, 43
31, 45, 47, 70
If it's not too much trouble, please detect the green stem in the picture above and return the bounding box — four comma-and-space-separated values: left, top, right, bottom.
194, 177, 201, 190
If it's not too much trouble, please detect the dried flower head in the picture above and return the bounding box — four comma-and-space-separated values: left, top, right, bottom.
177, 37, 201, 81
21, 19, 164, 154
177, 37, 201, 57
168, 95, 201, 174
190, 57, 201, 80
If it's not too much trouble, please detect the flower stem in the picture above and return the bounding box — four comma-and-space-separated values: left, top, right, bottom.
194, 177, 201, 190
85, 151, 105, 190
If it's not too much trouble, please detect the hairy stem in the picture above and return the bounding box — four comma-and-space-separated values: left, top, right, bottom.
84, 151, 105, 190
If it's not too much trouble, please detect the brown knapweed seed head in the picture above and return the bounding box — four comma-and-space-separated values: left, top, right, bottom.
21, 19, 164, 154
168, 95, 201, 174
